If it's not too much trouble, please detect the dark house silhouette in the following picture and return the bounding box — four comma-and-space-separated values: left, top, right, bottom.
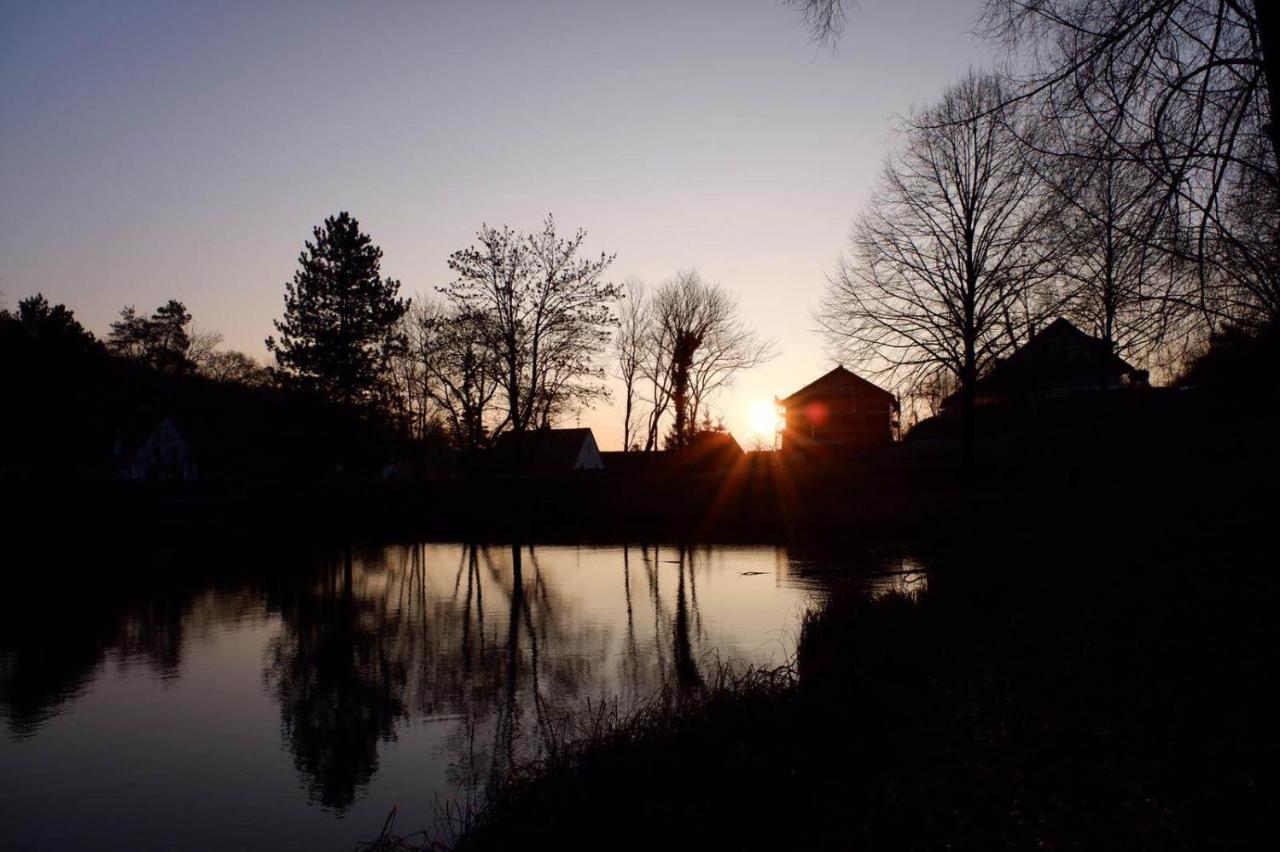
778, 366, 897, 454
113, 395, 391, 481
119, 417, 198, 480
602, 431, 745, 475
489, 428, 604, 474
600, 450, 669, 474
668, 430, 745, 474
944, 318, 1149, 414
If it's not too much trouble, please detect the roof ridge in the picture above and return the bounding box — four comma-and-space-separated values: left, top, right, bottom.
780, 365, 893, 404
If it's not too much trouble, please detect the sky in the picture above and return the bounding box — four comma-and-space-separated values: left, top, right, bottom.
0, 0, 993, 450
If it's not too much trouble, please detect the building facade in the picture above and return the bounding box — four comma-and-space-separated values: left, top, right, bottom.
778, 366, 897, 455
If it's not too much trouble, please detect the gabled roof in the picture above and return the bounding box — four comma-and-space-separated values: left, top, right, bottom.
977, 318, 1139, 394
667, 430, 745, 473
779, 365, 895, 406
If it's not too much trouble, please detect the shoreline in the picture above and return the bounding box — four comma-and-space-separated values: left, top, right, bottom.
7, 404, 1272, 549
434, 536, 1277, 851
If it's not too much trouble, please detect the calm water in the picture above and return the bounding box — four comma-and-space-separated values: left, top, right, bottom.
0, 542, 924, 851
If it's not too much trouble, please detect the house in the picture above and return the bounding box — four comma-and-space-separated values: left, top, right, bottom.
600, 450, 670, 474
112, 379, 407, 482
119, 417, 198, 480
668, 430, 745, 474
945, 318, 1149, 413
778, 366, 898, 454
602, 431, 746, 475
489, 428, 605, 474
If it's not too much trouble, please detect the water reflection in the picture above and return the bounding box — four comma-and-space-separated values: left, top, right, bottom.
266, 548, 408, 810
0, 543, 924, 850
0, 569, 261, 738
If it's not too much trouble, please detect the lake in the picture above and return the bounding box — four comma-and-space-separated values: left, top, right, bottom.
0, 542, 924, 851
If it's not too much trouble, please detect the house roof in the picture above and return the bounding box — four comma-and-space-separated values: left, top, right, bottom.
977, 318, 1139, 394
490, 428, 600, 473
779, 365, 895, 406
667, 430, 745, 473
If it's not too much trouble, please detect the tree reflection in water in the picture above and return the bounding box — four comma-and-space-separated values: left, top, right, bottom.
3, 542, 833, 818
258, 542, 718, 809
0, 562, 264, 739
264, 548, 408, 811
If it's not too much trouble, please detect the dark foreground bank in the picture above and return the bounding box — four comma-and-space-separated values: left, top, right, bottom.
345, 394, 1280, 851
429, 537, 1276, 851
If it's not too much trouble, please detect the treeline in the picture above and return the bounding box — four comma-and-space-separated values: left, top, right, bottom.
2, 210, 776, 477
262, 213, 767, 456
0, 292, 403, 480
387, 225, 773, 455
803, 0, 1278, 427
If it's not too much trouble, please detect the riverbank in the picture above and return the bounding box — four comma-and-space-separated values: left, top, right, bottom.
441, 536, 1277, 850
6, 388, 1275, 553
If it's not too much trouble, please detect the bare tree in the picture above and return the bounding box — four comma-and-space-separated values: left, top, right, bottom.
784, 0, 848, 45
613, 280, 650, 452
795, 0, 1278, 328
199, 350, 269, 386
818, 73, 1061, 447
186, 328, 223, 372
915, 364, 959, 423
443, 216, 620, 435
398, 297, 501, 453
639, 309, 676, 453
649, 270, 775, 450
1034, 119, 1196, 371
981, 0, 1280, 328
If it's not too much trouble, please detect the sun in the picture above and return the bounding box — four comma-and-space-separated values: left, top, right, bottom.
748, 400, 780, 441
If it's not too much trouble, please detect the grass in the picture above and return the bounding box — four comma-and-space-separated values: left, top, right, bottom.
356, 661, 801, 851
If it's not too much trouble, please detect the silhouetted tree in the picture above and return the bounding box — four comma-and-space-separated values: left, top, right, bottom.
267, 212, 408, 407
613, 279, 650, 451
198, 349, 268, 386
2, 293, 97, 353
147, 300, 194, 374
648, 271, 774, 451
981, 0, 1280, 328
785, 0, 846, 45
396, 298, 501, 453
797, 0, 1277, 330
819, 74, 1060, 449
442, 216, 619, 433
108, 300, 195, 374
1036, 127, 1194, 372
106, 306, 148, 360
185, 328, 223, 373
104, 300, 264, 387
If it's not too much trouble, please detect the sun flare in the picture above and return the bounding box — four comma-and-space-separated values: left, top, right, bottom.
748, 400, 780, 440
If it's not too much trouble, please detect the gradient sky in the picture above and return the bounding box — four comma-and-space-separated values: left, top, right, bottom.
1, 0, 992, 449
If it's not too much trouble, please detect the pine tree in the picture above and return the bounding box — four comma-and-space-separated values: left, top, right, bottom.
267, 212, 408, 407
107, 299, 194, 373
147, 300, 193, 374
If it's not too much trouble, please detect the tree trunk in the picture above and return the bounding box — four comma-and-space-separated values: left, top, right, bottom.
622, 380, 634, 451
961, 338, 977, 473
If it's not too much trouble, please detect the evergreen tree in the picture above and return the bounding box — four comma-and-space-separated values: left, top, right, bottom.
267, 212, 408, 406
10, 294, 95, 350
147, 300, 193, 374
107, 299, 194, 373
